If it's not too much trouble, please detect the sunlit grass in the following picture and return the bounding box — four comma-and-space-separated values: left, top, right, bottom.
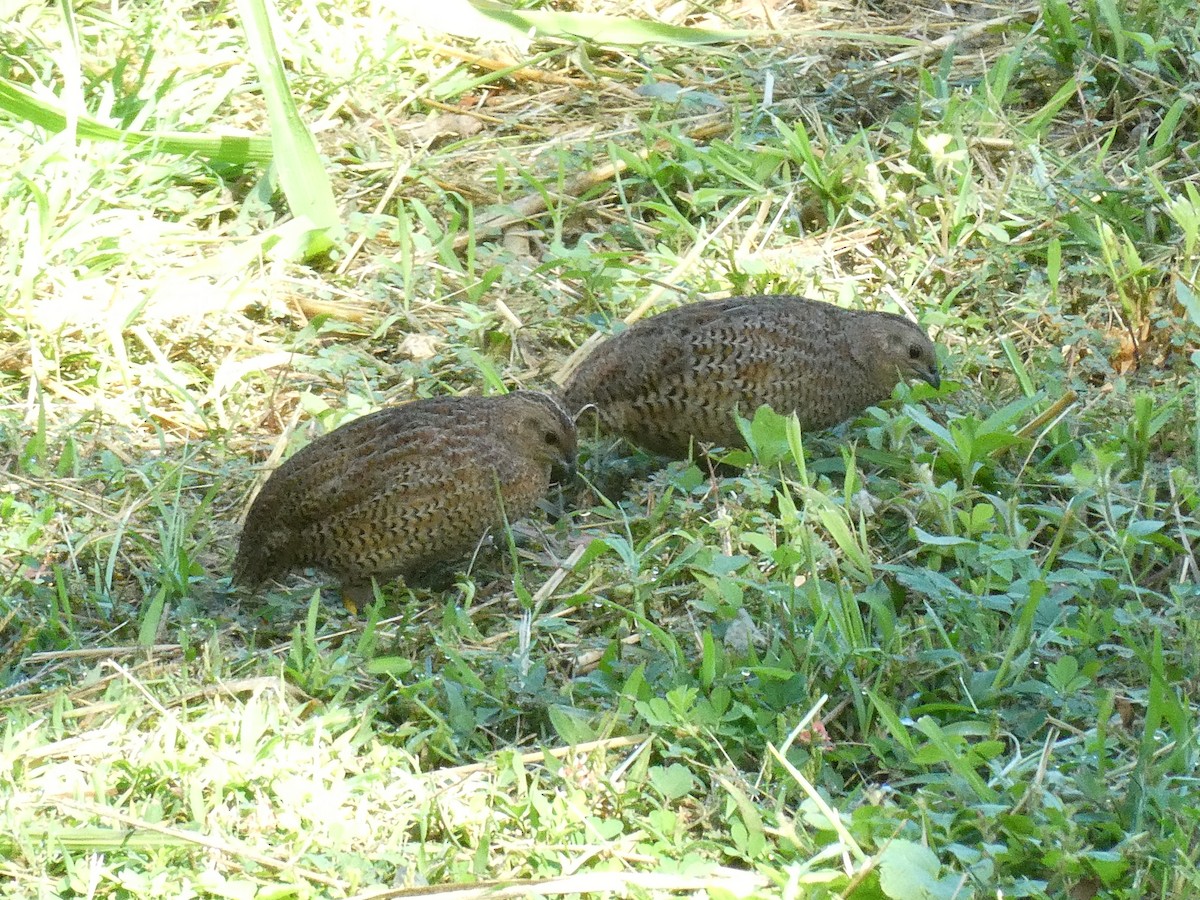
2, 0, 1199, 896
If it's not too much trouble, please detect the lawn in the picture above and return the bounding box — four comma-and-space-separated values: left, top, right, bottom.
1, 0, 1198, 897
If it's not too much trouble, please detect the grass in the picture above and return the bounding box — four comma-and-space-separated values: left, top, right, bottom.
2, 0, 1199, 896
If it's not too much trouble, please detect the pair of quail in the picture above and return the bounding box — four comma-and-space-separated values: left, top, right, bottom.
233, 295, 941, 600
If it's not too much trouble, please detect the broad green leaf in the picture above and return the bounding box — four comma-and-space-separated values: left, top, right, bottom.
137, 586, 167, 647
547, 706, 597, 744
1026, 78, 1077, 133
365, 656, 416, 676
649, 763, 698, 799
914, 717, 999, 803
866, 691, 915, 755
878, 840, 950, 899
1176, 279, 1200, 329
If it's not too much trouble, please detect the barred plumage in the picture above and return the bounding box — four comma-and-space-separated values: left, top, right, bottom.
561, 295, 940, 457
233, 391, 576, 601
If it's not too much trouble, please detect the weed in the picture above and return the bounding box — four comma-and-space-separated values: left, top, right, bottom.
3, 0, 1200, 896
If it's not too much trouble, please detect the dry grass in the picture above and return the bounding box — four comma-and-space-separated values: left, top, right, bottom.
3, 0, 1200, 895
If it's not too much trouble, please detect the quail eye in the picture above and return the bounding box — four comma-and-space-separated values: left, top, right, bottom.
908, 345, 922, 361
544, 431, 559, 446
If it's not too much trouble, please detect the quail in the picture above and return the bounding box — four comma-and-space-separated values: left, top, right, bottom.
233, 391, 577, 603
560, 295, 940, 457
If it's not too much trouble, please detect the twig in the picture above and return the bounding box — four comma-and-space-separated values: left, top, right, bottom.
423, 44, 599, 90
768, 741, 866, 873
1010, 725, 1059, 815
1014, 389, 1078, 442
867, 7, 1039, 71
25, 644, 181, 664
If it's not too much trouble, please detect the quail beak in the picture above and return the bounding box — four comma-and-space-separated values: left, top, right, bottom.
543, 456, 578, 526
551, 455, 577, 487
921, 366, 941, 391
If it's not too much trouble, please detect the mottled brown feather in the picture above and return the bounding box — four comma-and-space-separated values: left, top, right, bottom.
233, 391, 576, 596
561, 295, 940, 457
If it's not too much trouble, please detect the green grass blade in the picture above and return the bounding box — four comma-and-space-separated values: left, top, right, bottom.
236, 0, 341, 257
914, 717, 1000, 803
0, 79, 272, 164
471, 0, 752, 45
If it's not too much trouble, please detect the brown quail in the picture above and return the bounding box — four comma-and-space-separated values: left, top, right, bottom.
560, 295, 940, 457
233, 391, 577, 603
